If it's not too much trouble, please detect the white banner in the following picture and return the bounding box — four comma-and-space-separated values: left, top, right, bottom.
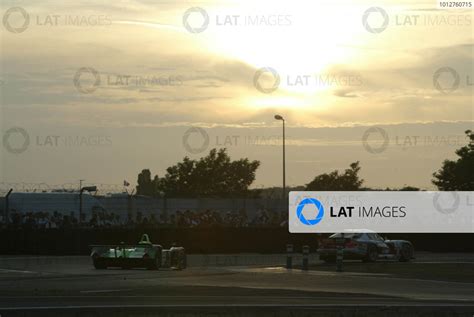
289, 191, 473, 233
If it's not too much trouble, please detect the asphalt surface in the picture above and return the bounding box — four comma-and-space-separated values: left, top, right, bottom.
0, 253, 473, 316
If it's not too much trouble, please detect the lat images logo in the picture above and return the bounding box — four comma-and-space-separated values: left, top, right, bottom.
296, 198, 325, 225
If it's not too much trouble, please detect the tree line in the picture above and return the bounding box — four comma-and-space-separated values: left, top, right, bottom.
136, 130, 473, 198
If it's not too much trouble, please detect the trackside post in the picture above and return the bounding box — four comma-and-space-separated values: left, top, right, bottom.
302, 245, 309, 271
286, 244, 293, 269
336, 233, 344, 272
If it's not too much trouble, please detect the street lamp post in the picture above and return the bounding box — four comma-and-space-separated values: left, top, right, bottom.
77, 185, 97, 255
274, 114, 286, 199
5, 188, 13, 225
79, 186, 97, 226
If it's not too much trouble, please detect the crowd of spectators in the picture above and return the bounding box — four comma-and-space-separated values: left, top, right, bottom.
0, 208, 288, 230
1, 211, 79, 229
174, 209, 286, 228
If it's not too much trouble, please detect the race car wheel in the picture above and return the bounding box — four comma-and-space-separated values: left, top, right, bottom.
399, 244, 413, 262
147, 255, 161, 270
92, 253, 106, 269
93, 260, 106, 270
180, 253, 187, 269
363, 245, 378, 262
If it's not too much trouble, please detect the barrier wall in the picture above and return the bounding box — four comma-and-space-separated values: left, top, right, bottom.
0, 228, 472, 255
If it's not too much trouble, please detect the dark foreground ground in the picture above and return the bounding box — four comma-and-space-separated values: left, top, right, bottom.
0, 252, 473, 316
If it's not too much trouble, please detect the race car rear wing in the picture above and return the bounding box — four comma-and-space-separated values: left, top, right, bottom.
89, 244, 160, 248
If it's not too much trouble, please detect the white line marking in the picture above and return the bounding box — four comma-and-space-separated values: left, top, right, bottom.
0, 268, 38, 274
80, 289, 130, 294
0, 295, 398, 299
1, 303, 474, 310
413, 261, 474, 264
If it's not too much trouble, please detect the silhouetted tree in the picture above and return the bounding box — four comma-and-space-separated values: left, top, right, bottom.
306, 162, 363, 191
136, 169, 159, 197
397, 186, 420, 191
159, 148, 260, 198
432, 130, 474, 190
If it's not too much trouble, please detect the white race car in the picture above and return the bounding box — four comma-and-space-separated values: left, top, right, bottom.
318, 229, 415, 262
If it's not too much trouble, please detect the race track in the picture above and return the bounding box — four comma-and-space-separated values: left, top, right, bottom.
0, 252, 473, 316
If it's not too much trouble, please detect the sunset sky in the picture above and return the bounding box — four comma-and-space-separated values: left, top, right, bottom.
1, 0, 473, 192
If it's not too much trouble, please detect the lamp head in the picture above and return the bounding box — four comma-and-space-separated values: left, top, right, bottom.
81, 186, 97, 192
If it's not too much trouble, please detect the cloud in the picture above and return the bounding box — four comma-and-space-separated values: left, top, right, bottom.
333, 89, 359, 98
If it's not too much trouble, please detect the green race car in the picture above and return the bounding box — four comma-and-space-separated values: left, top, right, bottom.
90, 234, 186, 270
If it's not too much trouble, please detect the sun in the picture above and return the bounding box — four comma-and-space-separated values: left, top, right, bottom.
203, 2, 365, 96
176, 1, 372, 114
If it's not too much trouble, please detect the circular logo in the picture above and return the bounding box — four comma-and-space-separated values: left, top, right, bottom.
296, 198, 324, 226
362, 7, 389, 34
433, 192, 460, 214
182, 127, 209, 154
73, 67, 101, 94
3, 127, 30, 154
3, 7, 30, 34
433, 67, 460, 94
183, 7, 209, 33
362, 126, 389, 154
253, 67, 280, 94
